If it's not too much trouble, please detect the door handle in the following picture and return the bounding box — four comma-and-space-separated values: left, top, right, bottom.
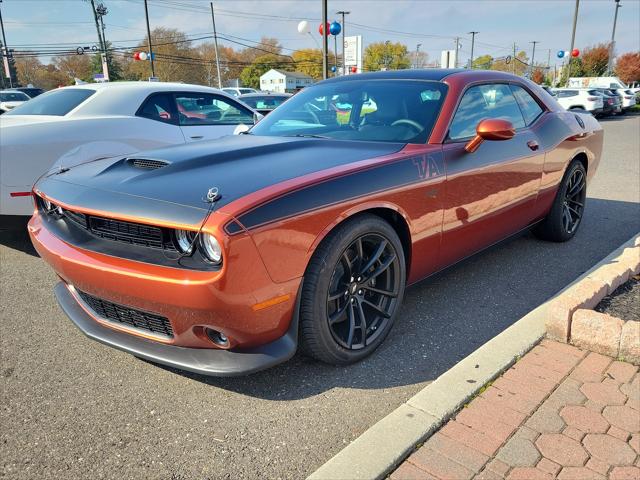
527, 140, 539, 151
190, 135, 204, 140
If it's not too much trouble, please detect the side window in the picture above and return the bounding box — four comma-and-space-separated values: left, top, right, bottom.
137, 93, 176, 124
511, 85, 544, 126
449, 84, 525, 140
175, 93, 254, 126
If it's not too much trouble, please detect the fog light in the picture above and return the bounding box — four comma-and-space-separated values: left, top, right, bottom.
206, 328, 229, 347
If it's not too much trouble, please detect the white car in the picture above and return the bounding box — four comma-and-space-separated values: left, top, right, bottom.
0, 90, 30, 113
552, 88, 604, 115
221, 87, 258, 97
0, 82, 257, 217
615, 88, 637, 110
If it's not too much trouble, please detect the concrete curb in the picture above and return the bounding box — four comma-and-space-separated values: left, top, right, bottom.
307, 232, 640, 480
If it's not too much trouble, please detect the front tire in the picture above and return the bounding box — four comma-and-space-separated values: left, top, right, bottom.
299, 214, 406, 365
533, 160, 587, 242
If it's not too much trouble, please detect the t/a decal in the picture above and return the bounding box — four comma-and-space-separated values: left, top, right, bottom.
412, 155, 444, 180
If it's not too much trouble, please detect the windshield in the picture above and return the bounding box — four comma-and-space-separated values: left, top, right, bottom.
250, 79, 448, 143
0, 91, 29, 102
7, 88, 95, 116
241, 95, 289, 110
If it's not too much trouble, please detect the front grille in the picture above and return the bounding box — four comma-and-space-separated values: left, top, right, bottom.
89, 216, 166, 249
129, 158, 169, 170
36, 197, 177, 251
77, 289, 174, 338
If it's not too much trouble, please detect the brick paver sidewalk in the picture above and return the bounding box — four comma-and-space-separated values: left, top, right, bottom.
391, 339, 640, 480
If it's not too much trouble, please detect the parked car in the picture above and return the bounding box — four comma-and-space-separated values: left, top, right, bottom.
616, 89, 637, 110
0, 82, 257, 217
552, 88, 603, 115
0, 90, 30, 113
10, 86, 45, 98
593, 88, 622, 115
541, 86, 556, 97
238, 92, 292, 115
221, 87, 258, 97
590, 91, 615, 117
30, 70, 603, 376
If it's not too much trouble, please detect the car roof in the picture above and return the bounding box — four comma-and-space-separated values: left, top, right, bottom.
322, 68, 465, 84
60, 81, 224, 94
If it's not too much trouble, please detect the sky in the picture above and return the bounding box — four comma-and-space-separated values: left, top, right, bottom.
2, 0, 639, 68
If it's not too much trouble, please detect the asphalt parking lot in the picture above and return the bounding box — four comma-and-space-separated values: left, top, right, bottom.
2, 114, 639, 480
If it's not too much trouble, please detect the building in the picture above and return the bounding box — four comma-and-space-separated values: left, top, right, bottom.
260, 69, 314, 93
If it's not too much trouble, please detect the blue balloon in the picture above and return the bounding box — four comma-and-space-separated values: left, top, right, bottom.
329, 21, 341, 36
557, 50, 565, 58
331, 66, 337, 72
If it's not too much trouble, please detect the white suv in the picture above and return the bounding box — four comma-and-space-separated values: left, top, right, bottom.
614, 89, 637, 110
553, 88, 604, 115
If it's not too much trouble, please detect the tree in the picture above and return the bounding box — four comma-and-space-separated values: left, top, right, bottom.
239, 53, 292, 89
123, 28, 206, 84
491, 51, 529, 76
531, 68, 545, 84
615, 52, 640, 84
14, 56, 43, 86
52, 54, 93, 82
291, 49, 323, 80
363, 42, 411, 72
472, 54, 493, 69
581, 43, 610, 77
559, 57, 584, 85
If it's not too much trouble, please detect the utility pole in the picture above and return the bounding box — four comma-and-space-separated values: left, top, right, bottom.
607, 0, 621, 75
468, 31, 479, 69
321, 0, 328, 79
512, 42, 517, 74
415, 43, 422, 69
210, 2, 222, 88
566, 0, 580, 83
89, 0, 105, 52
336, 10, 350, 75
143, 0, 155, 77
530, 41, 539, 68
96, 3, 110, 81
454, 37, 460, 68
0, 0, 11, 87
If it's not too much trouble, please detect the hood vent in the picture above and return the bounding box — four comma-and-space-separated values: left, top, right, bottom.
128, 158, 170, 170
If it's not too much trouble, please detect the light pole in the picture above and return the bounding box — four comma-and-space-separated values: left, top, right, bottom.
607, 0, 621, 75
210, 2, 222, 88
336, 10, 350, 75
322, 0, 328, 79
143, 0, 155, 77
468, 31, 478, 69
0, 0, 11, 87
566, 0, 580, 83
96, 3, 110, 81
415, 43, 422, 69
530, 40, 539, 78
454, 37, 460, 68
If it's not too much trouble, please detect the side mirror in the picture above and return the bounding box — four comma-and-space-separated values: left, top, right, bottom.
464, 118, 515, 153
253, 112, 264, 124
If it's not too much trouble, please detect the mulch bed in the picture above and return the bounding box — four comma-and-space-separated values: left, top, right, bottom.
595, 276, 640, 321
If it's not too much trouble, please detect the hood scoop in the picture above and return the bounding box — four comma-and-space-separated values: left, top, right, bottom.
128, 158, 170, 170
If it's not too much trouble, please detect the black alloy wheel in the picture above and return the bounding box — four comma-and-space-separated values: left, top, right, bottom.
533, 160, 588, 242
326, 233, 401, 350
300, 214, 406, 365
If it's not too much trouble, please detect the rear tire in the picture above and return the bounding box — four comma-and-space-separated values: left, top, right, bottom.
299, 214, 406, 365
533, 160, 587, 242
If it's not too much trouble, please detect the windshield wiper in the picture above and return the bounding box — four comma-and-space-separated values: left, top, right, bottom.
286, 134, 330, 139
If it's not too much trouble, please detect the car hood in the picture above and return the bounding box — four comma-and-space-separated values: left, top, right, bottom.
37, 134, 404, 221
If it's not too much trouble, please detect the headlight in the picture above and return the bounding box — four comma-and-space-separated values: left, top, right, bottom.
175, 229, 196, 254
200, 233, 222, 264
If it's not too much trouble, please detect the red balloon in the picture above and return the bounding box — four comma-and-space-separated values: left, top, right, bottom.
133, 52, 141, 60
350, 66, 357, 73
318, 22, 331, 36
571, 48, 580, 57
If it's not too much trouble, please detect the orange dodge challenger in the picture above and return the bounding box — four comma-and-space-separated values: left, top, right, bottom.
29, 70, 603, 376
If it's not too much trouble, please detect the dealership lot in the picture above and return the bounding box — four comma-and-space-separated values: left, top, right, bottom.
1, 115, 639, 479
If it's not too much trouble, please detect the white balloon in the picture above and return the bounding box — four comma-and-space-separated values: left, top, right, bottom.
139, 52, 148, 61
297, 20, 310, 34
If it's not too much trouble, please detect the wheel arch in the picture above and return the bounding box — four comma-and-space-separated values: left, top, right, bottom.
307, 202, 413, 278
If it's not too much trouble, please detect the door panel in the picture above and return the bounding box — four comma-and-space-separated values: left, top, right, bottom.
438, 132, 545, 269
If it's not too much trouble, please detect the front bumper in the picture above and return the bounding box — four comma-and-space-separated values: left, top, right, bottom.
55, 281, 300, 376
